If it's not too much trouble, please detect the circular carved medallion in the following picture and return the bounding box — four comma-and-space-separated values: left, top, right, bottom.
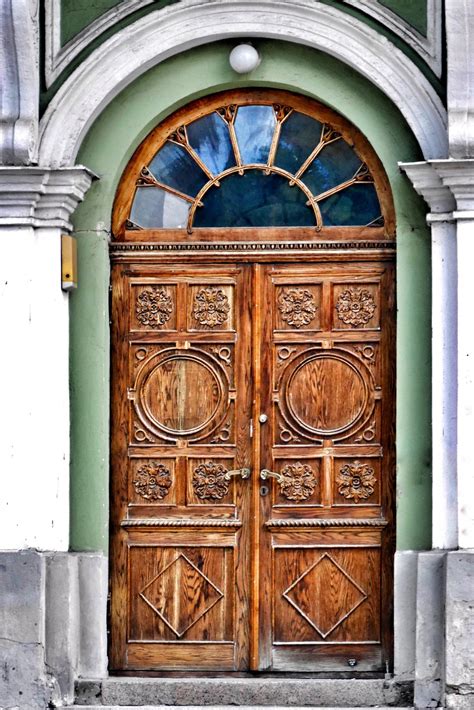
280, 349, 372, 437
134, 349, 228, 437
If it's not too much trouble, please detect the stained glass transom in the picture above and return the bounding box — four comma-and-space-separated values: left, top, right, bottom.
126, 102, 383, 232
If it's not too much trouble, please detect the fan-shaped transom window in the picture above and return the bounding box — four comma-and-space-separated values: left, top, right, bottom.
113, 91, 393, 236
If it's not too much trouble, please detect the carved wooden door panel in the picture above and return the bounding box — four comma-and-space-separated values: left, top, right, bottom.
110, 259, 394, 673
256, 262, 394, 671
110, 263, 252, 671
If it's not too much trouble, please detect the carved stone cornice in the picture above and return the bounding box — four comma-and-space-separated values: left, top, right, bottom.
399, 161, 456, 217
430, 159, 474, 215
0, 166, 96, 230
401, 159, 474, 219
0, 0, 39, 165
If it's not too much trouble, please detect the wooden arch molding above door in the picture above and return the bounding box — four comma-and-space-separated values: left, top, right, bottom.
109, 89, 396, 674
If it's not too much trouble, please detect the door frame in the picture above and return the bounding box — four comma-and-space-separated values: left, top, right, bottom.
109, 245, 395, 673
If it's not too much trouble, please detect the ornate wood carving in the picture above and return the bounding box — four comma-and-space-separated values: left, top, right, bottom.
282, 553, 368, 638
355, 420, 376, 443
111, 241, 395, 254
136, 286, 173, 327
192, 461, 230, 500
279, 462, 318, 502
139, 553, 224, 638
192, 286, 230, 327
110, 217, 394, 673
121, 518, 242, 528
266, 518, 387, 528
336, 460, 377, 502
277, 288, 318, 328
132, 462, 172, 500
335, 287, 376, 327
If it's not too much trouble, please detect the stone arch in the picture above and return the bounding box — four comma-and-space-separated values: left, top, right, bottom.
38, 0, 447, 167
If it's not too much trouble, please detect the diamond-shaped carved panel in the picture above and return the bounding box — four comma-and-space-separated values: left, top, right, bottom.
283, 553, 367, 638
140, 554, 223, 638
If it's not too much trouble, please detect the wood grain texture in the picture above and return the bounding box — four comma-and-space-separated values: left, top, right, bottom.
257, 262, 395, 672
110, 259, 395, 673
110, 264, 252, 671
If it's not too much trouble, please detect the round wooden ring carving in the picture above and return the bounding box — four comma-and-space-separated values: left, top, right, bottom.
281, 349, 371, 437
134, 348, 228, 437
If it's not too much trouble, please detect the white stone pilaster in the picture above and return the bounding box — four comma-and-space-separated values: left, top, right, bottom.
399, 161, 458, 549
433, 160, 474, 550
0, 167, 94, 551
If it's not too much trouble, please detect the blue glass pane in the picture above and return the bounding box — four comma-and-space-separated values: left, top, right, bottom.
148, 142, 208, 197
319, 184, 381, 226
194, 169, 315, 228
130, 186, 189, 228
187, 113, 235, 176
275, 111, 323, 174
302, 140, 362, 197
234, 105, 276, 165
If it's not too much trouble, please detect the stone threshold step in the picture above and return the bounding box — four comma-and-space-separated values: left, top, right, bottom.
68, 707, 414, 710
75, 678, 414, 708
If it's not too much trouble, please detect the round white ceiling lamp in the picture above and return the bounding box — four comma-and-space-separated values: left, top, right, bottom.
229, 43, 261, 73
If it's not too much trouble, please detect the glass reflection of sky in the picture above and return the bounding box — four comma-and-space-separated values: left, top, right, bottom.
129, 105, 382, 229
149, 142, 208, 197
276, 112, 323, 174
234, 105, 276, 165
319, 184, 380, 226
130, 187, 189, 229
303, 141, 362, 196
194, 170, 314, 228
187, 113, 235, 176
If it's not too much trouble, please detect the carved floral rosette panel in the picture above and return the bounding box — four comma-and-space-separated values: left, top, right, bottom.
192, 287, 230, 328
135, 286, 174, 328
192, 461, 230, 501
278, 462, 318, 502
277, 288, 318, 329
335, 459, 379, 504
133, 462, 172, 501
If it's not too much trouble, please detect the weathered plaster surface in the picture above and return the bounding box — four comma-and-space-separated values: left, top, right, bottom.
446, 0, 474, 158
39, 0, 447, 167
0, 0, 39, 164
47, 0, 440, 87
0, 551, 108, 710
0, 167, 93, 551
71, 39, 431, 552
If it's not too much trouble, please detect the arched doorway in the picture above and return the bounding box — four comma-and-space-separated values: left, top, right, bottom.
109, 89, 395, 673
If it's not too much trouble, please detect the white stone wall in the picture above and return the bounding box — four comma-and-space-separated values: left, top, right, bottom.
0, 227, 69, 550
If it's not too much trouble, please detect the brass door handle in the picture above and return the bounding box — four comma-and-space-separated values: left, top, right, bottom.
260, 469, 289, 483
224, 468, 251, 480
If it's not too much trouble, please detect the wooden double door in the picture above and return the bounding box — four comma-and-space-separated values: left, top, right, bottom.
110, 259, 395, 672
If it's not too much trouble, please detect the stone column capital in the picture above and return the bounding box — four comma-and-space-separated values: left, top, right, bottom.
399, 161, 456, 216
429, 159, 474, 215
0, 166, 96, 231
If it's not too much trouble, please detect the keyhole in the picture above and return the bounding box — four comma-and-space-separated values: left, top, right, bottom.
260, 485, 270, 496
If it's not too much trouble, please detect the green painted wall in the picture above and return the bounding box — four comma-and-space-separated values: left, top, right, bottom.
380, 0, 428, 36
44, 0, 440, 115
60, 0, 180, 45
71, 39, 432, 553
60, 0, 428, 44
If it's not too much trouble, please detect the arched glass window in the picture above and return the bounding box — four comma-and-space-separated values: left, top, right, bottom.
113, 91, 393, 236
